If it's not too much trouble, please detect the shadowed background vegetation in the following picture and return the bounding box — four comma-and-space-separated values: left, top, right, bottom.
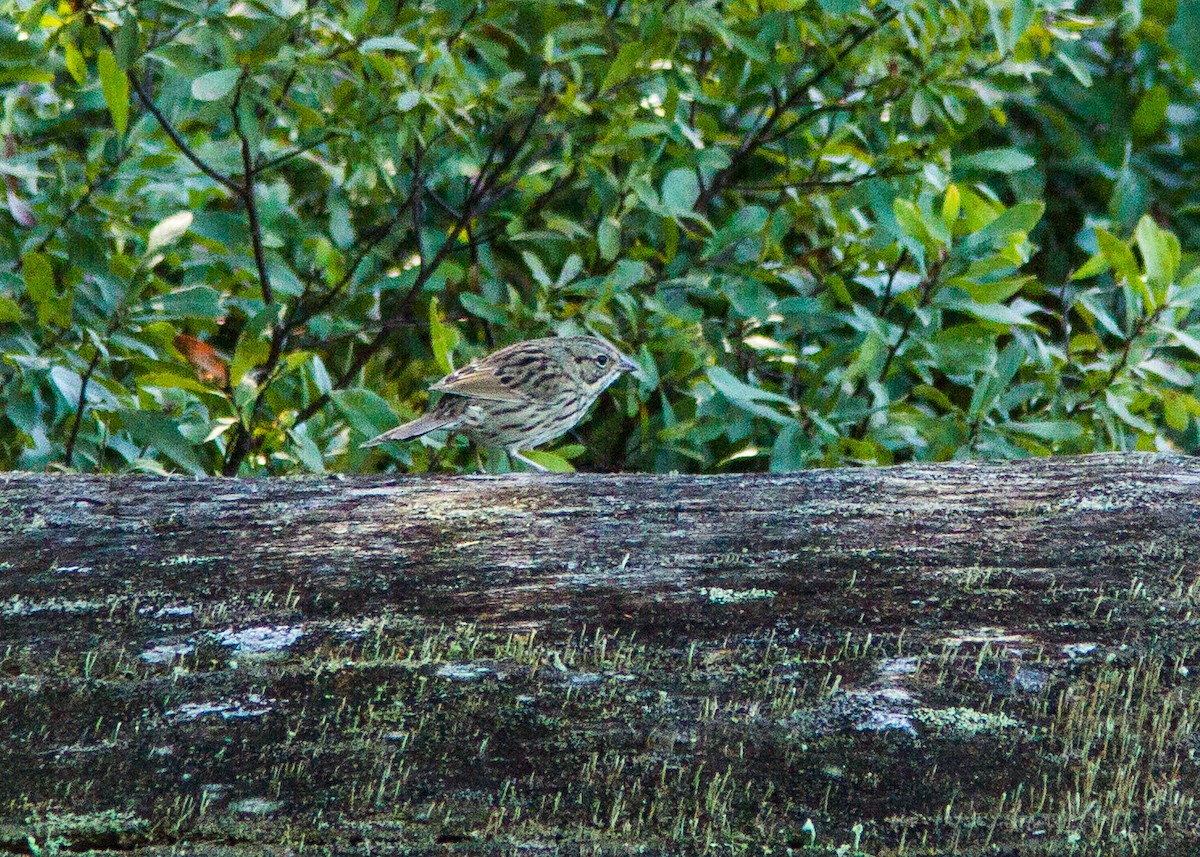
2, 0, 1200, 475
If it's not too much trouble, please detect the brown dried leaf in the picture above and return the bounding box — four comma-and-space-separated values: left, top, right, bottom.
174, 334, 229, 388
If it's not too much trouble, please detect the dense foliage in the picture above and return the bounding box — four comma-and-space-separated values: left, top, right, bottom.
2, 0, 1200, 474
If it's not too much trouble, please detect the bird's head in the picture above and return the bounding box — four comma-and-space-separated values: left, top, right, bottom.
563, 336, 639, 394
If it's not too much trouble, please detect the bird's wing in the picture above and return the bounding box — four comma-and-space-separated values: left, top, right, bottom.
430, 361, 527, 402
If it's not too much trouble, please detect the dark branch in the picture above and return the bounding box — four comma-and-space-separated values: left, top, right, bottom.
99, 28, 241, 195
295, 195, 420, 326
694, 10, 899, 214
63, 349, 102, 469
232, 76, 274, 307
221, 75, 278, 477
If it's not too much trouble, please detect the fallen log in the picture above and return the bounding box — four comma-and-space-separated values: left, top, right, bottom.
2, 453, 1199, 855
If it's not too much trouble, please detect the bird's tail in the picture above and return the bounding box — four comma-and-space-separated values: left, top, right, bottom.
361, 413, 458, 448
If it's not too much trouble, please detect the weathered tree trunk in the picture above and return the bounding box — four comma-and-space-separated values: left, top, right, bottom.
2, 453, 1199, 855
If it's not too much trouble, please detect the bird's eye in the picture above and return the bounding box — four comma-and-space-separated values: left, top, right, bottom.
596, 354, 610, 367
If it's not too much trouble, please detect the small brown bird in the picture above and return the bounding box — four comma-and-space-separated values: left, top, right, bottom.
362, 336, 637, 471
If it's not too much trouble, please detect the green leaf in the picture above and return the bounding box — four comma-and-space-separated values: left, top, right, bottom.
154, 286, 221, 319
893, 198, 947, 248
1171, 0, 1200, 73
1132, 85, 1169, 141
1095, 228, 1141, 287
1134, 214, 1179, 296
817, 0, 859, 12
605, 259, 648, 290
942, 184, 961, 227
912, 384, 953, 410
959, 275, 1032, 304
597, 218, 621, 262
97, 49, 129, 134
704, 206, 769, 257
987, 0, 1011, 54
1105, 389, 1156, 433
428, 297, 459, 374
1008, 0, 1035, 46
1165, 324, 1200, 359
22, 251, 70, 327
119, 409, 205, 475
522, 251, 553, 287
706, 367, 793, 404
968, 341, 1024, 419
956, 148, 1036, 174
229, 329, 270, 388
769, 422, 810, 472
49, 365, 82, 405
309, 355, 332, 396
1076, 291, 1124, 338
63, 41, 86, 85
556, 254, 584, 288
289, 426, 327, 473
910, 89, 931, 127
1071, 250, 1111, 281
191, 68, 242, 101
936, 289, 1039, 327
332, 389, 398, 440
662, 168, 700, 213
519, 450, 575, 473
459, 293, 508, 325
960, 202, 1044, 255
114, 14, 139, 69
1164, 393, 1189, 431
1004, 420, 1084, 442
601, 42, 642, 92
0, 294, 23, 323
360, 35, 418, 52
137, 370, 217, 395
706, 366, 794, 425
1055, 50, 1092, 86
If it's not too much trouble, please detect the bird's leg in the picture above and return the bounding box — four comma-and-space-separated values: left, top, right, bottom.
508, 448, 548, 473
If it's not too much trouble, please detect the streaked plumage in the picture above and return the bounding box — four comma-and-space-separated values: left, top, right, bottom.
363, 336, 637, 471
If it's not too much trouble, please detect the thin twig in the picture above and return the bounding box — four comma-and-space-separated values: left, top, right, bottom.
849, 252, 943, 441
876, 248, 911, 319
232, 75, 274, 306
254, 127, 344, 176
24, 155, 127, 261
412, 141, 426, 277
694, 10, 898, 214
221, 75, 277, 476
297, 195, 420, 324
99, 29, 241, 194
63, 349, 102, 469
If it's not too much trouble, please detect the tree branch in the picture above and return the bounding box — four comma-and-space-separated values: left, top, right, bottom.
220, 75, 279, 477
232, 76, 274, 307
694, 10, 899, 214
99, 29, 241, 195
295, 194, 420, 326
63, 349, 101, 469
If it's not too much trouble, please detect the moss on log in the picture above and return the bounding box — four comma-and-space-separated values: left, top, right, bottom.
2, 453, 1200, 855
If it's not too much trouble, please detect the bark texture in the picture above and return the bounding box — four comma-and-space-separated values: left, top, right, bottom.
2, 453, 1199, 855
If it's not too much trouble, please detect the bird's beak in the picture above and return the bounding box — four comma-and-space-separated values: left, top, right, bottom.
617, 353, 638, 373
